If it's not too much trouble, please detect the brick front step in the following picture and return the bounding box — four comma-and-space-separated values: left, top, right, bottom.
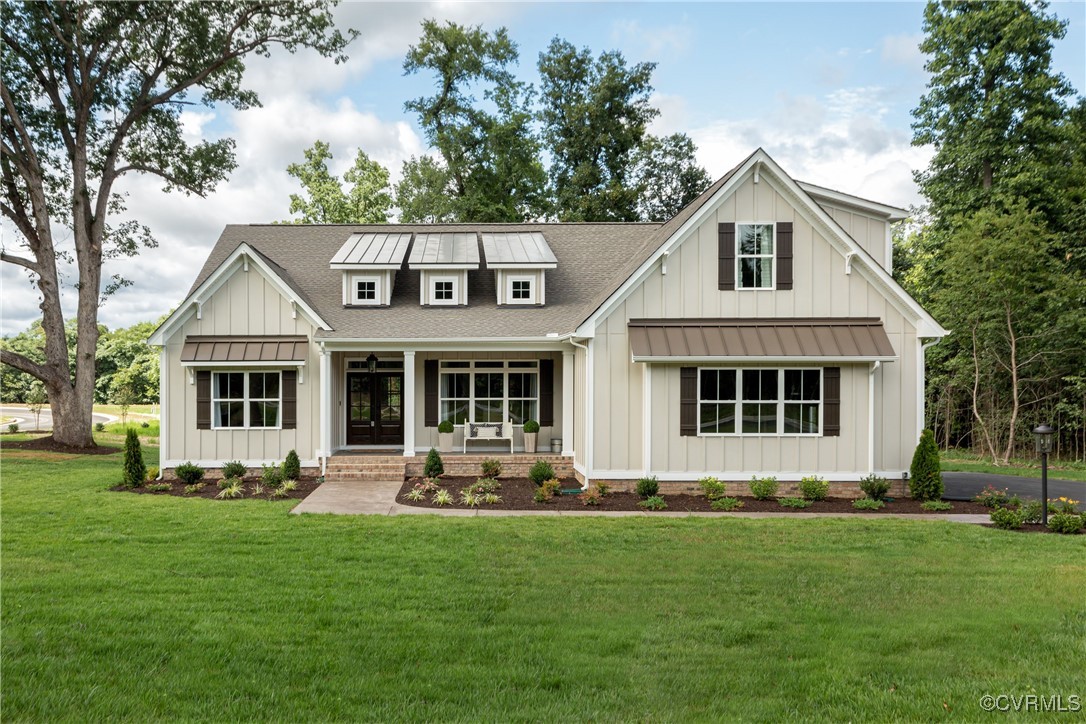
325, 452, 574, 481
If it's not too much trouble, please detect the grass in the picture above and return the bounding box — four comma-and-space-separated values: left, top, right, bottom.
941, 447, 1086, 482
101, 419, 160, 438
3, 441, 1084, 721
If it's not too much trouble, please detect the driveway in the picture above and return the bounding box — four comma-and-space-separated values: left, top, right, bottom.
943, 471, 1085, 503
1, 406, 112, 432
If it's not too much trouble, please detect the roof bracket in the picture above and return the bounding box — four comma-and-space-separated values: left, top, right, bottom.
195, 300, 203, 320
844, 251, 856, 275
753, 163, 760, 184
243, 254, 249, 272
187, 368, 195, 385
291, 300, 297, 319
661, 250, 670, 275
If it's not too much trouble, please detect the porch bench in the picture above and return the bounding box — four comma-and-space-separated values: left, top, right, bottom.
464, 421, 514, 454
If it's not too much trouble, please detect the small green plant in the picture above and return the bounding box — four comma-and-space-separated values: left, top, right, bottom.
1020, 500, 1044, 523
414, 478, 439, 494
990, 506, 1025, 530
140, 421, 150, 429
175, 461, 204, 485
909, 428, 943, 501
279, 479, 298, 493
638, 495, 667, 511
595, 481, 610, 496
271, 485, 289, 499
424, 448, 444, 478
470, 478, 501, 495
748, 476, 779, 500
222, 460, 247, 479
698, 476, 726, 501
973, 485, 1010, 508
405, 488, 426, 502
1049, 497, 1081, 515
261, 464, 283, 487
216, 479, 245, 499
579, 487, 602, 506
1047, 513, 1084, 534
145, 482, 171, 492
859, 474, 891, 501
778, 497, 812, 509
7, 422, 18, 434
635, 476, 659, 498
798, 475, 829, 501
523, 419, 540, 434
250, 482, 266, 496
459, 489, 480, 507
433, 488, 453, 506
482, 493, 502, 505
710, 497, 743, 511
122, 428, 146, 488
852, 498, 885, 511
480, 458, 502, 478
438, 419, 454, 434
94, 421, 106, 432
218, 476, 243, 490
541, 479, 561, 497
921, 500, 953, 512
528, 459, 555, 486
281, 449, 301, 480
533, 487, 549, 504
145, 466, 160, 482
183, 483, 206, 495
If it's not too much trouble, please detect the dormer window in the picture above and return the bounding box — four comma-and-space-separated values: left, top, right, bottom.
480, 232, 557, 306
409, 233, 478, 307
330, 232, 411, 307
431, 277, 457, 305
508, 276, 535, 304
353, 276, 379, 305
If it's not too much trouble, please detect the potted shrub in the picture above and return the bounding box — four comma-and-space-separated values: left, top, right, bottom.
523, 419, 540, 453
438, 420, 454, 453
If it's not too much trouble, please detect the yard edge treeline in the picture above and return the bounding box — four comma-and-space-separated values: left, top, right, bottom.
896, 0, 1086, 463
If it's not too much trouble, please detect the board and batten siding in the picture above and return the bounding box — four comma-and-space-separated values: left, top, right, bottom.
590, 172, 919, 477
164, 262, 321, 465
817, 200, 892, 272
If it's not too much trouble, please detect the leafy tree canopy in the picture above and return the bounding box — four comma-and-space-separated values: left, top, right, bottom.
285, 141, 393, 224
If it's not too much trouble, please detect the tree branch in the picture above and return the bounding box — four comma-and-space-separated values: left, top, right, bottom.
1, 249, 40, 272
0, 348, 55, 384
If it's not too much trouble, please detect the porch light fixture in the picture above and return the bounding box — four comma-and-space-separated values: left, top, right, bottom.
1033, 424, 1055, 526
366, 353, 378, 374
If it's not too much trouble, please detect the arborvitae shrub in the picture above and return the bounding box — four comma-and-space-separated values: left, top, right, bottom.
528, 459, 555, 486
424, 448, 444, 478
909, 429, 943, 501
282, 449, 301, 480
122, 428, 146, 488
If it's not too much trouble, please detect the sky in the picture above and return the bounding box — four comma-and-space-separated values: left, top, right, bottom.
2, 0, 1084, 336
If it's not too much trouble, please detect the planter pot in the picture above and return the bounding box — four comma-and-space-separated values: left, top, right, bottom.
523, 432, 538, 454
438, 432, 454, 453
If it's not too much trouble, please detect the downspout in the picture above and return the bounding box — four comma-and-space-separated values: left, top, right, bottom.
868, 361, 881, 474
566, 336, 591, 489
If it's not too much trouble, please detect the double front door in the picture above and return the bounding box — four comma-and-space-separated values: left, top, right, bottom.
346, 372, 403, 445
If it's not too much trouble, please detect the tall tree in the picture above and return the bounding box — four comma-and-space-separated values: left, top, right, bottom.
403, 19, 546, 222
285, 140, 392, 224
631, 133, 712, 221
1, 1, 355, 447
394, 155, 456, 223
537, 38, 658, 221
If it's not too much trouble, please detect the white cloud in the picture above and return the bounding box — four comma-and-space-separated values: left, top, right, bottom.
881, 33, 925, 72
610, 18, 693, 61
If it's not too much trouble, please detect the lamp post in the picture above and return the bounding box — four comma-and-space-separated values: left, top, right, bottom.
1033, 424, 1055, 526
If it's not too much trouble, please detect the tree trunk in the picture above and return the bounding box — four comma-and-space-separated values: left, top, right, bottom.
1000, 304, 1020, 465
970, 327, 999, 463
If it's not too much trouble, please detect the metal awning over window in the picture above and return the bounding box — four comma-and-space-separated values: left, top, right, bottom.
628, 318, 897, 363
180, 336, 308, 367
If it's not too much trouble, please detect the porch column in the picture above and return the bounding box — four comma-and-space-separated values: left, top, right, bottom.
561, 349, 574, 457
403, 350, 416, 457
319, 346, 331, 474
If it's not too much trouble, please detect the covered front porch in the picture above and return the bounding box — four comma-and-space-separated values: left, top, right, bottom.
315, 343, 578, 470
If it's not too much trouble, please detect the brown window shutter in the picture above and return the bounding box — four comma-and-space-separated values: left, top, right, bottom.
718, 223, 735, 290
196, 370, 211, 430
281, 370, 297, 430
823, 366, 840, 437
424, 359, 439, 427
680, 367, 698, 436
539, 358, 554, 426
777, 221, 793, 290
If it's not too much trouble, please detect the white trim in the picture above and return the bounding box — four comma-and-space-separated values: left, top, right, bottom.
210, 370, 282, 430
505, 274, 537, 304
180, 360, 305, 368
585, 469, 908, 482
642, 363, 651, 474
561, 349, 575, 457
317, 338, 568, 349
868, 361, 880, 474
402, 351, 416, 457
165, 459, 319, 469
633, 355, 897, 364
158, 346, 168, 470
485, 262, 557, 270
410, 263, 479, 270
348, 273, 382, 306
586, 338, 595, 480
319, 346, 331, 474
330, 263, 402, 271
797, 181, 909, 221
918, 338, 941, 443
885, 223, 893, 275
429, 275, 459, 306
148, 243, 331, 346
696, 367, 823, 437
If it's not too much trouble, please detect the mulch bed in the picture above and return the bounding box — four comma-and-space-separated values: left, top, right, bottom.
112, 476, 321, 501
1, 435, 119, 455
397, 476, 994, 514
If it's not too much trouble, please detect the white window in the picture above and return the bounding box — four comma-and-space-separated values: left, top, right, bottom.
506, 276, 535, 304
438, 360, 539, 426
431, 277, 457, 305
737, 223, 774, 289
212, 371, 281, 429
698, 368, 820, 436
351, 275, 380, 305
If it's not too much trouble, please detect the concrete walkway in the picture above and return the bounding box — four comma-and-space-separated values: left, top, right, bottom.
291, 479, 991, 523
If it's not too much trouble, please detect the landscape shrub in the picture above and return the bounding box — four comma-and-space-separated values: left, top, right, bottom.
778, 497, 812, 509
94, 422, 105, 432
482, 492, 502, 505
7, 423, 18, 434
249, 481, 266, 496
175, 462, 204, 485
859, 474, 891, 501
216, 479, 245, 499
459, 488, 481, 507
909, 429, 943, 501
540, 479, 561, 498
218, 476, 242, 490
467, 478, 501, 495
579, 487, 601, 506
798, 475, 829, 501
145, 466, 160, 482
635, 476, 659, 498
424, 448, 445, 478
1047, 513, 1084, 535
595, 481, 610, 496
710, 497, 743, 511
140, 421, 150, 428
183, 483, 206, 495
281, 450, 301, 480
973, 485, 1010, 508
920, 500, 953, 512
279, 479, 298, 493
990, 506, 1025, 530
698, 476, 726, 501
1049, 497, 1080, 515
433, 489, 453, 506
1020, 500, 1044, 523
748, 476, 778, 500
145, 482, 170, 492
261, 464, 284, 487
122, 429, 146, 488
222, 460, 247, 479
523, 419, 540, 434
638, 495, 667, 511
528, 459, 555, 486
437, 420, 454, 434
406, 488, 426, 502
480, 458, 502, 478
533, 487, 549, 504
852, 498, 885, 511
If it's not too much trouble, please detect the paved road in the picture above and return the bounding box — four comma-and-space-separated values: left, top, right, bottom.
1, 406, 111, 432
943, 471, 1085, 503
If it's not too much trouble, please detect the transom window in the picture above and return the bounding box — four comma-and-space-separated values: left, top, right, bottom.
212, 371, 281, 429
699, 368, 820, 436
439, 360, 539, 425
737, 223, 774, 289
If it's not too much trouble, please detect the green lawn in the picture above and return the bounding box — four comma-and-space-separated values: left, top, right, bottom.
942, 448, 1086, 482
3, 440, 1084, 721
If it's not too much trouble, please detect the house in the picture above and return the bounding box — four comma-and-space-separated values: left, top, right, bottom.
148, 148, 947, 494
